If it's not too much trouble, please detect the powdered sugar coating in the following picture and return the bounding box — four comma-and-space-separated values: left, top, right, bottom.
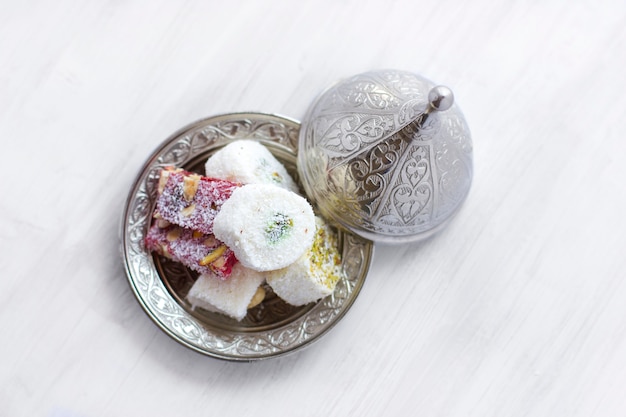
155, 169, 240, 234
213, 183, 316, 272
266, 217, 344, 306
204, 140, 299, 192
145, 224, 237, 279
186, 263, 266, 321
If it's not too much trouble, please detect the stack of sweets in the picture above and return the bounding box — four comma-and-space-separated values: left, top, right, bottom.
146, 140, 346, 321
145, 167, 239, 279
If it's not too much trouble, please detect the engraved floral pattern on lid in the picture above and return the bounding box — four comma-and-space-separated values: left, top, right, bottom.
298, 70, 473, 243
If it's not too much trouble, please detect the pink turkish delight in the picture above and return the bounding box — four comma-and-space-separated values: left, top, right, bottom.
154, 167, 240, 235
145, 222, 237, 279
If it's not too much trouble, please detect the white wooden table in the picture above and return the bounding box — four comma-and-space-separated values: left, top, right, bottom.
2, 1, 626, 416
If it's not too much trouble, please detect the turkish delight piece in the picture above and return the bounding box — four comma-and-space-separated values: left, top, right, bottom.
204, 140, 299, 192
212, 183, 316, 272
145, 222, 237, 279
186, 263, 267, 321
266, 217, 344, 306
155, 167, 240, 235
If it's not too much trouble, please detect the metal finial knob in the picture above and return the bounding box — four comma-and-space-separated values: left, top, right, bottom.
428, 85, 454, 112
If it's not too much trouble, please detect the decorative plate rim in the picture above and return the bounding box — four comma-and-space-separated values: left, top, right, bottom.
120, 112, 374, 361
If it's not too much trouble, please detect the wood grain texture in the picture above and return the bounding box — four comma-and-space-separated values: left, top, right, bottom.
1, 0, 626, 416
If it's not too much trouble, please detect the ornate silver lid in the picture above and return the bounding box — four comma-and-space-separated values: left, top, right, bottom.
297, 70, 473, 243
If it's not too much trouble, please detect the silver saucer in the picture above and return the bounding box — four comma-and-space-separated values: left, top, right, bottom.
121, 112, 374, 361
